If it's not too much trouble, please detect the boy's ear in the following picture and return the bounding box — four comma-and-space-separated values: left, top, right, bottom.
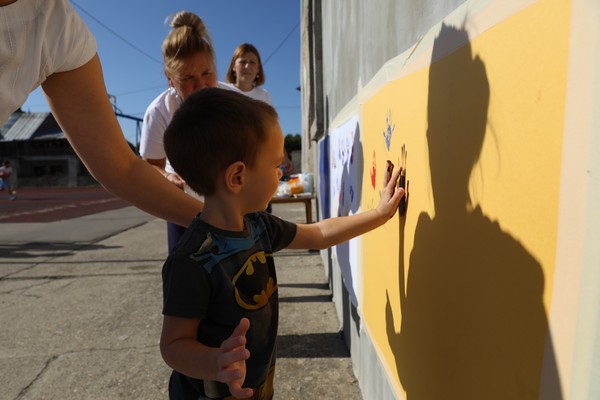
224, 161, 246, 194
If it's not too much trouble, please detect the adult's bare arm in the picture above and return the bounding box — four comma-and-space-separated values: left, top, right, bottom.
41, 54, 202, 226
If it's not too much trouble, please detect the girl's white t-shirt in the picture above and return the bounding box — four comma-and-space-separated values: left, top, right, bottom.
0, 0, 97, 124
222, 83, 273, 106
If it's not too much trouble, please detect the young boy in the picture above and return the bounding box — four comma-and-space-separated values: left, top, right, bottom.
161, 87, 404, 399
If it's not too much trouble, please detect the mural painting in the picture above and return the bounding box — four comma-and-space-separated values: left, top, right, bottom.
357, 0, 569, 397
328, 115, 363, 305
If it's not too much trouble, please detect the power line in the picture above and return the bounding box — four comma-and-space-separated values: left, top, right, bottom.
263, 22, 300, 66
71, 1, 162, 65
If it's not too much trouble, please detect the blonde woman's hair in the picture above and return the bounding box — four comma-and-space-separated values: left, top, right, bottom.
162, 11, 215, 77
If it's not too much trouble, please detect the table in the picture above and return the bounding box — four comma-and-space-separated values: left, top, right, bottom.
270, 195, 315, 224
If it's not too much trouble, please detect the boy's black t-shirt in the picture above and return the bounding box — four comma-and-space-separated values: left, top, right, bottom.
162, 211, 297, 399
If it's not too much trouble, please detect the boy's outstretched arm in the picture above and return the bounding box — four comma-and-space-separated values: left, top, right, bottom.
288, 161, 404, 250
160, 316, 254, 399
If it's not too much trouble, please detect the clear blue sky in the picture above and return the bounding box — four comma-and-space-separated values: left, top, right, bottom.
22, 0, 302, 146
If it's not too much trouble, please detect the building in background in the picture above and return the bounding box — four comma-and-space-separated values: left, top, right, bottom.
1, 110, 136, 188
1, 110, 91, 188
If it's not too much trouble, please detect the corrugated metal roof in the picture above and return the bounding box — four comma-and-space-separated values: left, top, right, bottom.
1, 112, 47, 141
0, 112, 65, 141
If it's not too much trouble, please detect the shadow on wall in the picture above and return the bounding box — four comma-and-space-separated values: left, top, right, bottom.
385, 25, 562, 399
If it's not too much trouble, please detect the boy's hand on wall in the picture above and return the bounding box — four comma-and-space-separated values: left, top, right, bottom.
218, 318, 253, 398
376, 160, 404, 220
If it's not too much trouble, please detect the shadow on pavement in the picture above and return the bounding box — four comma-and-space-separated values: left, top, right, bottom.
277, 332, 349, 358
0, 242, 122, 258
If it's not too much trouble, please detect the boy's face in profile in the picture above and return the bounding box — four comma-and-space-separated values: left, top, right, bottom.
242, 120, 284, 212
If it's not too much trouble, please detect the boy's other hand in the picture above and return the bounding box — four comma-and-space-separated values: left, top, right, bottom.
218, 318, 253, 398
376, 160, 404, 220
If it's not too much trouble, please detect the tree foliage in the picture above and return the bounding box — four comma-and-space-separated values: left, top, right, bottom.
284, 134, 301, 152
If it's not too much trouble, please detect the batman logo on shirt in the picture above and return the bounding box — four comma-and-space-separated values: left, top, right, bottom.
232, 251, 277, 310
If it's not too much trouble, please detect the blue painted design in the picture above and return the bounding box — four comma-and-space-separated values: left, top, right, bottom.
383, 110, 395, 151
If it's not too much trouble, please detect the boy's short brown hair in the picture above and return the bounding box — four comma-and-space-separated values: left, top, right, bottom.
164, 87, 279, 196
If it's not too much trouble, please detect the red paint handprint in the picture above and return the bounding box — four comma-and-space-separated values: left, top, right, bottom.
370, 150, 377, 189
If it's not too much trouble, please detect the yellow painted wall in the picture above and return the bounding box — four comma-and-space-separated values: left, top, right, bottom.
360, 0, 570, 397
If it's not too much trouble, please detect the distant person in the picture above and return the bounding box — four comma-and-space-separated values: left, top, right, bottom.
225, 43, 292, 209
140, 11, 228, 254
0, 0, 202, 226
280, 147, 293, 181
225, 43, 273, 105
159, 87, 405, 399
0, 160, 16, 200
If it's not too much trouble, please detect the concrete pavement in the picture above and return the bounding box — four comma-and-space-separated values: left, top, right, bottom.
0, 203, 362, 399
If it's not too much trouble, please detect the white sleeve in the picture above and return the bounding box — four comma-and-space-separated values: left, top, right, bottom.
0, 0, 97, 123
139, 102, 168, 160
49, 0, 98, 73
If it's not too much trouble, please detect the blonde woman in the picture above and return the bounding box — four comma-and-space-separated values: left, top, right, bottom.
140, 11, 229, 253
